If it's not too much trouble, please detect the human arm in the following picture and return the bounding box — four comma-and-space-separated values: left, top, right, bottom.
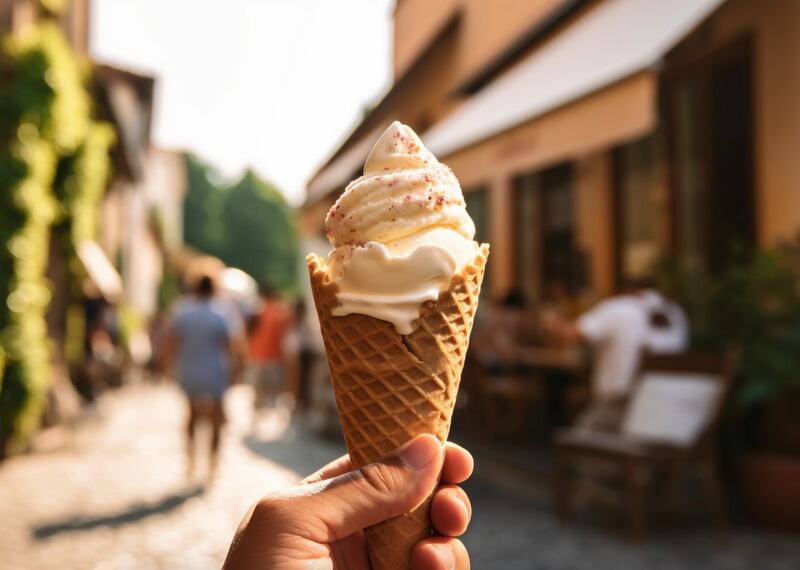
541, 313, 584, 346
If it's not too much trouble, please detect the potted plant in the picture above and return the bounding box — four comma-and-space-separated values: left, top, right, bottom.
717, 246, 800, 530
657, 238, 800, 529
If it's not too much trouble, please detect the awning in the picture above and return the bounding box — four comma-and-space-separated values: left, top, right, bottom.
424, 0, 725, 157
77, 241, 123, 302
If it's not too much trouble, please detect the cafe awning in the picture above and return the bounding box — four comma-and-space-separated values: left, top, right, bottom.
424, 0, 725, 157
77, 241, 123, 302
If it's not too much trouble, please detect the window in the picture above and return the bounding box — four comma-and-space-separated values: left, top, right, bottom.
614, 134, 668, 284
540, 164, 578, 298
514, 163, 581, 303
464, 187, 489, 244
515, 175, 540, 302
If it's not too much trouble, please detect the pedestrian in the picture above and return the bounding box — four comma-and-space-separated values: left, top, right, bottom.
164, 274, 235, 481
247, 285, 292, 420
224, 434, 473, 569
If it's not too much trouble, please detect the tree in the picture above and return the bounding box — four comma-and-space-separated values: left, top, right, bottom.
182, 154, 225, 259
182, 158, 298, 293
221, 171, 298, 291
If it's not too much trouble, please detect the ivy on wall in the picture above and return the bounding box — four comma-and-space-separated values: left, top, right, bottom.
0, 22, 113, 451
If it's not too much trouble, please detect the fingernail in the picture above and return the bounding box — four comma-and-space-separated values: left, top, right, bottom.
454, 493, 470, 519
433, 543, 455, 570
398, 434, 439, 470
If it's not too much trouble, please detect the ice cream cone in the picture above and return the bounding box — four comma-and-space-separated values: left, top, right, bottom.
307, 243, 488, 570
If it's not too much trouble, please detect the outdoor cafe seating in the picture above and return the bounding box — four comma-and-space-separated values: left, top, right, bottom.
461, 343, 589, 440
553, 351, 739, 539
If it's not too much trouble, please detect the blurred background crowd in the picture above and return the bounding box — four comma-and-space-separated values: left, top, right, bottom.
1, 0, 799, 568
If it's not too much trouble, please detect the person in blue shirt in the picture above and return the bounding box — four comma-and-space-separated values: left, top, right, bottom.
165, 273, 235, 481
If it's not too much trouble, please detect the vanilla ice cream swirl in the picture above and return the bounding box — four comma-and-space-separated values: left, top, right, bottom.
325, 122, 475, 247
323, 121, 480, 335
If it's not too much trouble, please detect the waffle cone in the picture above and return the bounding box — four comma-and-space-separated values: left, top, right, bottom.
306, 243, 489, 569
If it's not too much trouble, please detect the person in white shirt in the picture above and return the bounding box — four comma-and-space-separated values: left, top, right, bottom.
547, 281, 689, 431
576, 296, 649, 402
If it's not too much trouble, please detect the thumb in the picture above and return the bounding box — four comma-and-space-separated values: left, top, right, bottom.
299, 434, 443, 541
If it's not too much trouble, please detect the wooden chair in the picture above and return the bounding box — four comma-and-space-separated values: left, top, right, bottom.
553, 350, 739, 539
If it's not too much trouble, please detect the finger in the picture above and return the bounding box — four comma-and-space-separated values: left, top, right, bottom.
431, 485, 471, 537
304, 441, 472, 486
282, 434, 444, 542
441, 442, 473, 485
301, 454, 354, 485
412, 537, 470, 570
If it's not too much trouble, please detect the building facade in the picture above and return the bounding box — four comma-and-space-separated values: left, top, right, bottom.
303, 0, 800, 306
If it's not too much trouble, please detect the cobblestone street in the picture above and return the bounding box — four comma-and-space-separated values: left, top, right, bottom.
1, 384, 798, 570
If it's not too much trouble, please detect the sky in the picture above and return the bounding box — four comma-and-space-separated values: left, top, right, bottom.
90, 0, 394, 204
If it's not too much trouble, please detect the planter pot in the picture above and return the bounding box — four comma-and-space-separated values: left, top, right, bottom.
739, 453, 800, 530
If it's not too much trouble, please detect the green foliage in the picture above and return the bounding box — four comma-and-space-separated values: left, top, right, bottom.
52, 123, 115, 368
157, 257, 181, 311
221, 171, 298, 291
183, 154, 225, 258
182, 157, 299, 293
655, 239, 800, 453
54, 123, 116, 244
0, 23, 113, 449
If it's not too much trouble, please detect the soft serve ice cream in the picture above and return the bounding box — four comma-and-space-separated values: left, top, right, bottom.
322, 121, 479, 334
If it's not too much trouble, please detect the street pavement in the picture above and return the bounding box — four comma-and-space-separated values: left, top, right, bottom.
0, 383, 798, 570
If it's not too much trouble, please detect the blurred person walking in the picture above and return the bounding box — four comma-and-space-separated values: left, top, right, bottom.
180, 257, 249, 382
247, 285, 292, 421
165, 274, 235, 481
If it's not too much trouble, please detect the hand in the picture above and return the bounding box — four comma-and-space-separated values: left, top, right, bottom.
224, 434, 472, 569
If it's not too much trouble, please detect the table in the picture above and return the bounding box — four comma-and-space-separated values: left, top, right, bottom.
515, 346, 588, 372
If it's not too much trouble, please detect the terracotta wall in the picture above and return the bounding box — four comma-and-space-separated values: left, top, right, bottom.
575, 152, 614, 298
483, 176, 513, 298
393, 0, 571, 87
701, 0, 800, 246
393, 0, 460, 79
751, 0, 800, 245
457, 0, 568, 84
